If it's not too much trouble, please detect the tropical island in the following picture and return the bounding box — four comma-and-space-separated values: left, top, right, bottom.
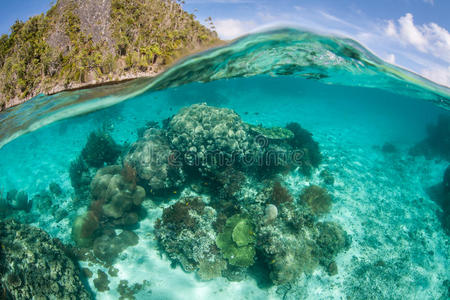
0, 0, 219, 110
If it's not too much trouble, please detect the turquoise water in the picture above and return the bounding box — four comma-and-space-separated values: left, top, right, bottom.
0, 28, 449, 299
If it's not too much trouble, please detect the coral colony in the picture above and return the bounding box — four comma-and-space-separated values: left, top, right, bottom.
68, 103, 349, 284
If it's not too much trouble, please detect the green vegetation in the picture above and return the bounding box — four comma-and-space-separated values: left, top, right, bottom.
0, 0, 218, 108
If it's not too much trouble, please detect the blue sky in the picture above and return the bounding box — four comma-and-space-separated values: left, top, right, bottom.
1, 0, 449, 87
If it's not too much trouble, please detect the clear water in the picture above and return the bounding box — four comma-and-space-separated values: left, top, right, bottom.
0, 28, 449, 299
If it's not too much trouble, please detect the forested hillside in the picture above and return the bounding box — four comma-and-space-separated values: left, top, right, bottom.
0, 0, 219, 109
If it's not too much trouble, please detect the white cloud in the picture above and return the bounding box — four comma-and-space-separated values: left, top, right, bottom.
385, 13, 450, 61
398, 13, 428, 52
423, 0, 434, 5
422, 65, 450, 87
385, 20, 397, 37
422, 23, 450, 63
215, 19, 256, 40
386, 53, 396, 64
382, 13, 450, 86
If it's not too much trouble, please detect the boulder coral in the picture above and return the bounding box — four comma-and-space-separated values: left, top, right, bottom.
72, 164, 145, 251
125, 128, 185, 191
90, 165, 145, 223
167, 103, 259, 173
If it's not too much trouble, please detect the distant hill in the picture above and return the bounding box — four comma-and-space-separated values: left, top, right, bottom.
0, 0, 219, 110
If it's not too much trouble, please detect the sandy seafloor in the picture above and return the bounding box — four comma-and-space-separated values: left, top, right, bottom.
0, 76, 449, 299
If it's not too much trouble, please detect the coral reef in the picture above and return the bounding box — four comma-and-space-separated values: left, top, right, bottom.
167, 103, 259, 174
256, 186, 348, 284
206, 167, 246, 200
70, 155, 95, 201
263, 204, 278, 224
248, 125, 294, 140
90, 165, 145, 223
314, 222, 350, 268
216, 214, 256, 267
426, 165, 450, 234
93, 270, 110, 292
0, 220, 91, 299
286, 122, 322, 175
6, 190, 32, 212
70, 130, 122, 202
81, 131, 122, 168
410, 114, 450, 161
155, 197, 223, 274
270, 181, 293, 207
125, 128, 185, 192
93, 230, 139, 264
71, 164, 145, 264
155, 180, 349, 285
72, 211, 100, 247
299, 185, 332, 216
49, 182, 63, 196
0, 190, 9, 217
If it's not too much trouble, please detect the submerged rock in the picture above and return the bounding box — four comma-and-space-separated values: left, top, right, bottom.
0, 220, 91, 299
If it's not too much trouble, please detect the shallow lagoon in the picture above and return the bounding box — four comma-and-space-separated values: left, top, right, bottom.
0, 29, 449, 299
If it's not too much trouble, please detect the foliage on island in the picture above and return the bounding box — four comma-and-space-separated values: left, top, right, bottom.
0, 0, 219, 109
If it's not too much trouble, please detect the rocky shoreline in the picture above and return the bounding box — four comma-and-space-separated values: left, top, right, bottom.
1, 70, 159, 112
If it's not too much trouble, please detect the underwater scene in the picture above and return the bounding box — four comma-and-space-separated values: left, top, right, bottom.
0, 28, 449, 299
